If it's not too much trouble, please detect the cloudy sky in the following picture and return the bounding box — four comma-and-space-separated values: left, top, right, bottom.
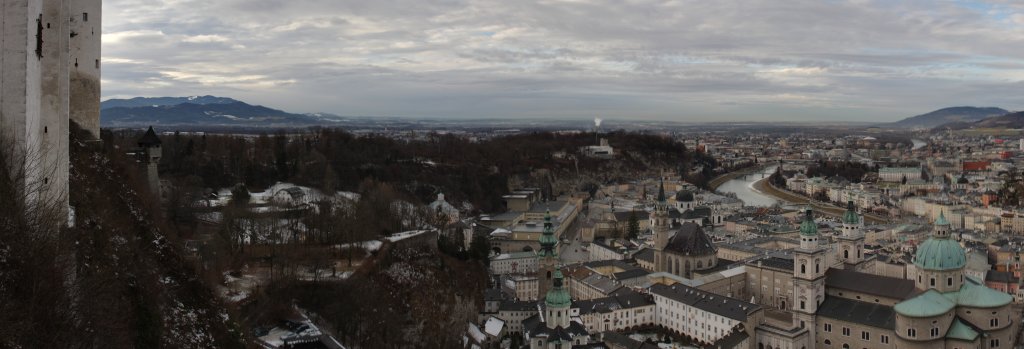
102, 0, 1024, 122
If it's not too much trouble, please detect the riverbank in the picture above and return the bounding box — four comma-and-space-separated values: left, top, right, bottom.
708, 163, 772, 190
753, 177, 888, 224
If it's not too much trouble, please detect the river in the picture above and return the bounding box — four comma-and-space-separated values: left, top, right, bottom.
716, 165, 781, 207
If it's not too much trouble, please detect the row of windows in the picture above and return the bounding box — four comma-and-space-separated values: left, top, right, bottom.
823, 323, 888, 343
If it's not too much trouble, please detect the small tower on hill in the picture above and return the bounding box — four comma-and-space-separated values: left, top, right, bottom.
137, 126, 162, 195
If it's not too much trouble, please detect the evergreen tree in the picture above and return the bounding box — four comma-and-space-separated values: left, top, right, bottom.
470, 234, 491, 265
627, 211, 640, 240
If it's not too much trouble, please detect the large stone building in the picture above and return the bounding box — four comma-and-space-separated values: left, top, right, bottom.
1, 0, 101, 223
481, 203, 1018, 349
747, 209, 1019, 349
650, 180, 718, 278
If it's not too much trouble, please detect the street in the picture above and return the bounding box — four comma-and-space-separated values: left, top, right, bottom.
558, 208, 591, 264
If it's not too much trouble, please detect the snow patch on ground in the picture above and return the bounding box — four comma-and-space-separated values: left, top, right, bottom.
386, 230, 430, 242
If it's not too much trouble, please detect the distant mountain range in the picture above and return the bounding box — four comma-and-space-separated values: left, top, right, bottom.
934, 111, 1024, 131
100, 96, 344, 127
888, 106, 1009, 129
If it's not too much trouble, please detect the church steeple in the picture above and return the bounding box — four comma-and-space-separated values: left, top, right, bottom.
651, 178, 672, 274
544, 267, 572, 329
657, 178, 666, 203
537, 210, 559, 298
792, 207, 826, 339
933, 210, 950, 239
839, 201, 866, 268
538, 210, 558, 257
798, 207, 819, 250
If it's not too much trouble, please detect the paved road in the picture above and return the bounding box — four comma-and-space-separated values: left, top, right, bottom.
755, 178, 889, 224
558, 209, 590, 264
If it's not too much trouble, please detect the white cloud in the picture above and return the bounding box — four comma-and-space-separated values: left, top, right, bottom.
100, 0, 1024, 122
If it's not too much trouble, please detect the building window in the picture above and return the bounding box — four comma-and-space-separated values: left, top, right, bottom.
842, 327, 850, 336
35, 15, 43, 59
800, 301, 805, 310
880, 335, 889, 344
930, 278, 935, 286
861, 331, 869, 340
907, 328, 916, 337
990, 339, 999, 347
991, 318, 999, 327
824, 323, 832, 332
824, 340, 831, 345
83, 12, 88, 21
947, 278, 953, 286
930, 327, 939, 337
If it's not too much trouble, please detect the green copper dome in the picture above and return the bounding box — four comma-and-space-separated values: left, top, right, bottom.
895, 289, 955, 317
799, 208, 818, 236
914, 238, 966, 271
545, 269, 572, 308
953, 279, 1013, 308
843, 201, 859, 225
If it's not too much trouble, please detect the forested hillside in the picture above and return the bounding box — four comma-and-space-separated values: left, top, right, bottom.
0, 124, 244, 348
105, 129, 713, 213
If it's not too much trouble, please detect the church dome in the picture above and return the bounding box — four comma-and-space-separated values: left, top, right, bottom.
545, 269, 572, 308
842, 201, 859, 225
914, 238, 966, 271
675, 190, 695, 202
799, 209, 818, 236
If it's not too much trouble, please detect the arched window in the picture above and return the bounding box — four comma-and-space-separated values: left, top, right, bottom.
842, 344, 849, 349
547, 271, 552, 279
824, 340, 831, 345
801, 264, 806, 274
815, 263, 820, 273
844, 250, 849, 259
758, 344, 764, 349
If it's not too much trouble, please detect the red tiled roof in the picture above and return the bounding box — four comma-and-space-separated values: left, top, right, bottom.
963, 161, 990, 171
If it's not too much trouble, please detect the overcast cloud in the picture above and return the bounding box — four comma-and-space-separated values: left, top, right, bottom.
102, 0, 1024, 122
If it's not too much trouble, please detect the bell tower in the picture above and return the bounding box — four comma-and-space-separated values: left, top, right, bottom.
792, 208, 825, 344
652, 179, 670, 272
536, 210, 558, 298
837, 201, 865, 269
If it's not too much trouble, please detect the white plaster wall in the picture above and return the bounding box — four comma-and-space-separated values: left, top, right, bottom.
69, 0, 100, 137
